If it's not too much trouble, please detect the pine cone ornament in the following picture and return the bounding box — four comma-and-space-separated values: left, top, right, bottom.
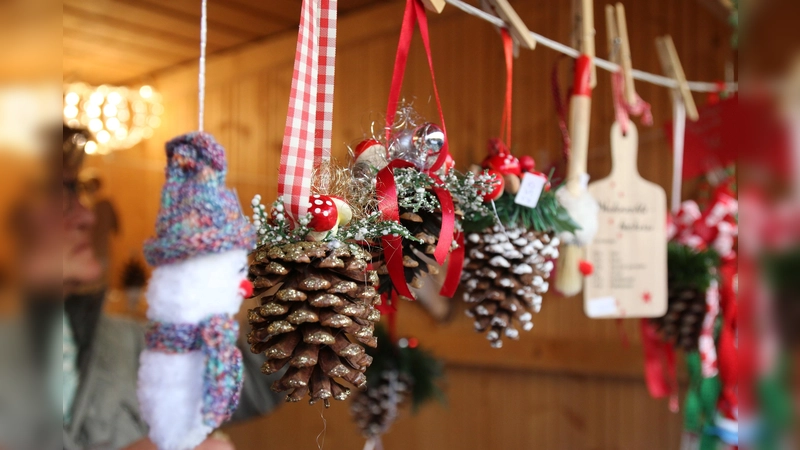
350, 369, 411, 439
651, 243, 721, 352
370, 208, 443, 300
462, 225, 559, 348
247, 241, 381, 407
652, 283, 706, 351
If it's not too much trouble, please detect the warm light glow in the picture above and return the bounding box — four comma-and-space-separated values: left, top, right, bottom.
115, 126, 128, 140
107, 92, 122, 105
96, 130, 110, 144
64, 83, 162, 153
105, 117, 120, 131
89, 91, 104, 105
85, 104, 101, 118
88, 118, 103, 132
139, 85, 153, 99
103, 104, 117, 117
84, 140, 98, 155
63, 105, 78, 119
65, 92, 80, 105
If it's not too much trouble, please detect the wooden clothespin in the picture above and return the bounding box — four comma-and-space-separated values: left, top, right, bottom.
655, 35, 699, 121
481, 0, 537, 51
605, 3, 636, 105
571, 0, 597, 87
420, 0, 446, 14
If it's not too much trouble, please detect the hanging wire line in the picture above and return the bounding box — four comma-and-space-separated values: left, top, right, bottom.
446, 0, 738, 93
198, 0, 208, 131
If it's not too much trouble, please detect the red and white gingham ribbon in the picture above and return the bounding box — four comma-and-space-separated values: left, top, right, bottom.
278, 0, 338, 221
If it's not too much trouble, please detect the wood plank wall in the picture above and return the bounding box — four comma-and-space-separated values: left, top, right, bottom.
86, 0, 733, 448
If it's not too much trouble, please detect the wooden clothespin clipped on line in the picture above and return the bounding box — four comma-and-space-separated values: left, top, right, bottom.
420, 0, 446, 14
655, 35, 699, 121
480, 0, 537, 55
605, 3, 636, 105
571, 0, 597, 88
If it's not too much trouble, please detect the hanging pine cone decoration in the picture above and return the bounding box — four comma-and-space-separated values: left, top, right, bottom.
351, 369, 411, 439
651, 243, 719, 352
247, 239, 381, 407
370, 208, 443, 300
462, 225, 559, 348
459, 143, 579, 348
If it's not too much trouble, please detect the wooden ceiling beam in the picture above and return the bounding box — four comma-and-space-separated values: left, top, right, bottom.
63, 0, 246, 47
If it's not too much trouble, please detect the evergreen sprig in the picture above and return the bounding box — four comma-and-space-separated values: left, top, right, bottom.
366, 325, 445, 412
493, 181, 580, 234
668, 242, 720, 292
443, 169, 497, 230
394, 168, 440, 213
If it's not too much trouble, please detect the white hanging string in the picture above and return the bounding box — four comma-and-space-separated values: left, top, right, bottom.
198, 0, 208, 131
670, 98, 686, 213
446, 0, 737, 94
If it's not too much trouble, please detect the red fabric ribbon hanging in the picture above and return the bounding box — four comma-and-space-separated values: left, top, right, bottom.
499, 28, 514, 149
278, 0, 338, 221
439, 232, 464, 297
610, 70, 652, 135
641, 319, 680, 412
378, 0, 458, 300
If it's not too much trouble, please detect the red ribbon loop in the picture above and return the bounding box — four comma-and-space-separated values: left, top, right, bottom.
377, 160, 417, 300
385, 0, 450, 172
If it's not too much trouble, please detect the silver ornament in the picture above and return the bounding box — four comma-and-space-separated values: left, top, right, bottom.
387, 128, 417, 164
412, 122, 445, 170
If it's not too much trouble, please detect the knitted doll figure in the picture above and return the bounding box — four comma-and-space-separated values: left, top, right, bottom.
139, 132, 255, 450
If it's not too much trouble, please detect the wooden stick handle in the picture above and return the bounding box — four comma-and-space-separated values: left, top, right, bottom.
567, 95, 592, 195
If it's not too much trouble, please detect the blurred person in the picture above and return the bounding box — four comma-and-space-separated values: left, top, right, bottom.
0, 125, 283, 450
78, 168, 120, 292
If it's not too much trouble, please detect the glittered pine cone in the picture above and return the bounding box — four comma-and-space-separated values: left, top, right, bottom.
370, 208, 444, 300
651, 284, 706, 351
247, 241, 381, 407
461, 225, 559, 348
350, 369, 410, 439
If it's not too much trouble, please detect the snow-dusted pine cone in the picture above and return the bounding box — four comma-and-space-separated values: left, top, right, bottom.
652, 285, 706, 351
461, 225, 559, 348
247, 241, 381, 407
371, 209, 442, 300
350, 369, 410, 438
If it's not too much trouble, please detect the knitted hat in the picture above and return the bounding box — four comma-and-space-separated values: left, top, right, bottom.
144, 132, 255, 266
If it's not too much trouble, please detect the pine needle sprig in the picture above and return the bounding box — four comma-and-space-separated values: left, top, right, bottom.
667, 242, 720, 291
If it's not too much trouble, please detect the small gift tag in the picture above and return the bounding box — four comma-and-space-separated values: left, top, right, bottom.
514, 172, 547, 208
586, 296, 620, 317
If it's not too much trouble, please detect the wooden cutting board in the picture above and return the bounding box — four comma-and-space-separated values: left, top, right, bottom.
584, 122, 667, 318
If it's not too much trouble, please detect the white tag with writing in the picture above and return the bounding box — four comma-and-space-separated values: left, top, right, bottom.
514, 172, 547, 208
586, 296, 619, 318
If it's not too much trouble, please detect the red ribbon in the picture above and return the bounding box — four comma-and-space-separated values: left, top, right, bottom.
611, 70, 653, 135
641, 319, 679, 412
385, 0, 450, 172
439, 231, 464, 297
716, 260, 738, 420
550, 56, 572, 163
377, 0, 459, 301
377, 160, 417, 301
573, 54, 594, 98
499, 28, 514, 149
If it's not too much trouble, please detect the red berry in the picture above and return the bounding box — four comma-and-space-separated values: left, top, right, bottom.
519, 155, 535, 172
579, 260, 594, 276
